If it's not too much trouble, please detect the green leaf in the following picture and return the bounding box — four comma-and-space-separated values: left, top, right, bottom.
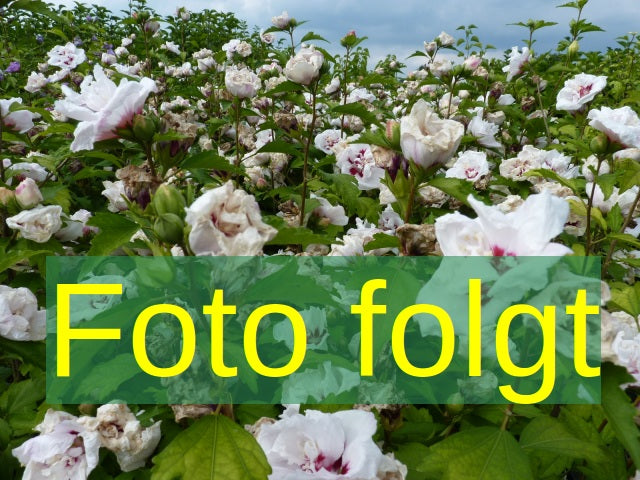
181, 151, 235, 171
601, 363, 640, 469
255, 139, 301, 157
607, 204, 624, 233
267, 227, 332, 247
609, 282, 640, 317
300, 31, 328, 43
265, 80, 304, 95
420, 427, 534, 480
364, 233, 400, 252
151, 414, 271, 480
427, 176, 476, 206
608, 233, 640, 249
616, 157, 640, 192
87, 213, 140, 256
520, 416, 607, 462
525, 168, 584, 194
331, 103, 380, 126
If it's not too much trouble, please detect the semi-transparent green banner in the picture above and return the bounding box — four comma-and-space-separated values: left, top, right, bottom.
46, 256, 601, 404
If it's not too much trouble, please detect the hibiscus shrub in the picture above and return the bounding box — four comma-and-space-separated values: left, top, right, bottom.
1, 0, 640, 479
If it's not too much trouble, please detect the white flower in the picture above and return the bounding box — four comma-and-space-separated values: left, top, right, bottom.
400, 99, 464, 168
225, 66, 261, 99
468, 114, 502, 149
324, 76, 340, 94
47, 68, 71, 83
0, 98, 35, 133
586, 182, 639, 215
161, 41, 181, 55
556, 73, 607, 112
101, 180, 128, 212
47, 42, 86, 70
6, 205, 62, 243
185, 181, 277, 256
437, 31, 455, 46
446, 151, 490, 181
25, 72, 49, 93
54, 64, 156, 152
92, 404, 161, 472
114, 46, 129, 57
435, 190, 572, 256
236, 41, 252, 57
329, 218, 390, 256
587, 106, 640, 148
502, 46, 530, 81
285, 46, 324, 86
429, 58, 453, 78
256, 405, 405, 480
0, 285, 45, 341
463, 55, 482, 70
499, 145, 576, 182
101, 53, 116, 65
314, 129, 342, 154
56, 209, 95, 242
612, 330, 640, 385
335, 144, 385, 190
311, 194, 348, 226
581, 154, 610, 181
272, 10, 292, 29
379, 204, 404, 232
347, 87, 375, 104
14, 178, 43, 208
197, 56, 216, 72
3, 159, 48, 185
12, 409, 100, 480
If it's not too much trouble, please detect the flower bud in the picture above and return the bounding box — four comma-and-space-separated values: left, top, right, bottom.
154, 213, 184, 244
0, 186, 14, 205
568, 40, 579, 57
590, 133, 609, 154
445, 393, 465, 415
15, 178, 43, 208
132, 114, 157, 143
152, 184, 186, 216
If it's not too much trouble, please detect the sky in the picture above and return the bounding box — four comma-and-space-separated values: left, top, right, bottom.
48, 0, 639, 69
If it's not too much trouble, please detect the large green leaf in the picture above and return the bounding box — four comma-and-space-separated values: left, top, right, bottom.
151, 414, 271, 480
87, 213, 140, 256
419, 427, 534, 480
520, 415, 606, 461
601, 363, 640, 469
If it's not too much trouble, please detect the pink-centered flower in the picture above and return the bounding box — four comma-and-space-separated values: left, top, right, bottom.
435, 190, 572, 256
335, 144, 385, 190
54, 64, 156, 152
256, 405, 405, 480
556, 73, 607, 112
502, 46, 530, 81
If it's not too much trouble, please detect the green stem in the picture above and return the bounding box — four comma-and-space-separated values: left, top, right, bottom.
234, 97, 241, 168
299, 83, 318, 227
584, 156, 603, 255
340, 46, 351, 137
404, 175, 416, 224
500, 404, 514, 431
602, 186, 640, 277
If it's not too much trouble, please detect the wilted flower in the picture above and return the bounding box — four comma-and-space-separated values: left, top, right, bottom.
0, 97, 36, 133
556, 73, 607, 112
91, 404, 161, 472
225, 65, 261, 98
12, 409, 100, 480
54, 64, 156, 151
0, 285, 46, 341
499, 145, 577, 182
335, 144, 385, 190
502, 46, 530, 81
6, 204, 63, 243
272, 10, 292, 29
284, 46, 324, 85
185, 181, 277, 256
435, 190, 572, 256
587, 106, 640, 148
400, 99, 464, 168
47, 42, 86, 70
256, 405, 406, 480
446, 151, 490, 181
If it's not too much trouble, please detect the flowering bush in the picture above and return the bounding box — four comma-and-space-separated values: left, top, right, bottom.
1, 0, 640, 479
